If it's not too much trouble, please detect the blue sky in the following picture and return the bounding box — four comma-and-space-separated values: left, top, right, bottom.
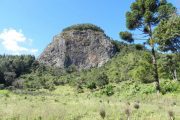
0, 0, 179, 56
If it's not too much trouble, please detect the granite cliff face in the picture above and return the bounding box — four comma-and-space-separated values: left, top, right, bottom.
39, 24, 117, 70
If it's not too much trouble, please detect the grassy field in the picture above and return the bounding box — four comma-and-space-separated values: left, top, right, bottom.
0, 83, 180, 120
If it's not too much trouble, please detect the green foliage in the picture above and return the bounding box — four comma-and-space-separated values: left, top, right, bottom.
4, 72, 16, 86
99, 108, 106, 119
1, 43, 177, 94
126, 0, 175, 29
66, 64, 77, 73
62, 23, 104, 33
96, 73, 109, 88
135, 44, 145, 50
120, 0, 176, 92
87, 82, 96, 90
158, 54, 180, 81
14, 43, 179, 95
22, 73, 57, 91
110, 40, 128, 52
134, 102, 140, 109
0, 55, 35, 87
119, 31, 134, 43
160, 80, 180, 94
158, 2, 176, 20
101, 85, 114, 96
140, 84, 156, 94
131, 52, 154, 83
0, 84, 5, 90
154, 15, 180, 53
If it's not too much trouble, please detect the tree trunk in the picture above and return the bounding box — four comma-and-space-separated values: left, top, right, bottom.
148, 23, 160, 92
173, 69, 178, 81
152, 47, 160, 92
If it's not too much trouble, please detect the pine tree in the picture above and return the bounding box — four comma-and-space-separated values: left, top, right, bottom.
154, 14, 180, 81
154, 14, 180, 53
120, 0, 176, 92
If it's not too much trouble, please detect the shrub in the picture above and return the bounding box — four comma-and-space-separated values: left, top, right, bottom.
134, 102, 140, 109
132, 63, 154, 83
160, 80, 180, 94
102, 85, 114, 96
76, 84, 84, 93
12, 79, 24, 89
140, 84, 156, 94
99, 108, 106, 119
0, 84, 5, 90
135, 44, 144, 50
119, 31, 134, 43
4, 72, 16, 86
168, 110, 175, 120
44, 81, 55, 91
125, 108, 131, 120
87, 82, 96, 90
96, 73, 109, 88
66, 64, 77, 73
62, 23, 104, 33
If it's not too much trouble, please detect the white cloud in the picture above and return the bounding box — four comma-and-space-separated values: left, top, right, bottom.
0, 28, 38, 55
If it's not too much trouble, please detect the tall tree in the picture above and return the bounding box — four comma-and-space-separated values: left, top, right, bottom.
154, 14, 180, 53
120, 0, 176, 92
154, 14, 180, 81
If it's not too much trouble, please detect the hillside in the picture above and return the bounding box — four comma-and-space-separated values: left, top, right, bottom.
0, 24, 179, 119
0, 43, 180, 119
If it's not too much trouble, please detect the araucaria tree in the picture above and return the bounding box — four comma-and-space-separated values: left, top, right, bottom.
154, 14, 180, 53
120, 0, 176, 92
154, 14, 180, 81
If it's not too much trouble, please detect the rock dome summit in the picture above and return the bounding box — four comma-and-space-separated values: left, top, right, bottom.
39, 24, 117, 70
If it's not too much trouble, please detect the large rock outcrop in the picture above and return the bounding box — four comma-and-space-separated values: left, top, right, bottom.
39, 24, 117, 70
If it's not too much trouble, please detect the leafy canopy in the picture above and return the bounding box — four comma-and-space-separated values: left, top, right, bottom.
120, 0, 176, 42
119, 31, 134, 43
154, 15, 180, 53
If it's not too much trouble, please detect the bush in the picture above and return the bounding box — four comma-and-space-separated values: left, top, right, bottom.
140, 84, 156, 94
62, 23, 104, 33
102, 85, 114, 96
135, 44, 144, 50
43, 79, 55, 91
99, 108, 106, 119
130, 52, 154, 83
12, 79, 24, 89
134, 102, 140, 109
119, 31, 134, 43
0, 84, 5, 90
66, 64, 77, 73
96, 73, 109, 88
160, 80, 180, 94
168, 110, 175, 120
4, 72, 16, 86
87, 82, 96, 90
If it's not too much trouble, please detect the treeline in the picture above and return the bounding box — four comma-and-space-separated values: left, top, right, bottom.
0, 55, 36, 88
18, 42, 179, 94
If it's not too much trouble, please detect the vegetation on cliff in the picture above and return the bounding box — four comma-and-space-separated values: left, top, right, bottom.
62, 23, 104, 33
